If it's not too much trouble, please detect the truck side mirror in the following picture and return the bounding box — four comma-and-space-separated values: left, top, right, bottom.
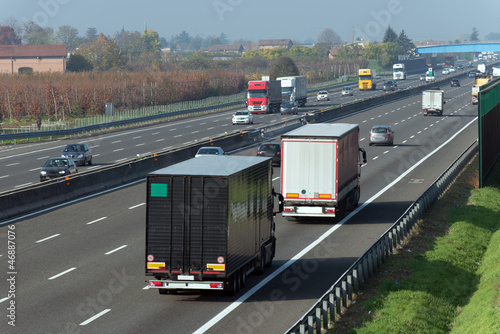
359, 147, 367, 164
444, 101, 446, 104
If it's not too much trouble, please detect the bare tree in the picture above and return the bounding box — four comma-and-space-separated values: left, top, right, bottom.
318, 28, 342, 48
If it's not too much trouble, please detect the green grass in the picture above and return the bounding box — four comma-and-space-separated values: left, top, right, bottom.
330, 161, 500, 334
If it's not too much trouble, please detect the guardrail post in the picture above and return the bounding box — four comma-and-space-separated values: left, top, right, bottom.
335, 286, 342, 317
307, 315, 314, 334
329, 293, 335, 323
315, 308, 322, 333
353, 268, 359, 291
322, 300, 329, 329
347, 274, 353, 304
341, 280, 347, 310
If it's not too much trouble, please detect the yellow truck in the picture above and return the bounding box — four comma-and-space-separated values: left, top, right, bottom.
358, 69, 377, 90
472, 75, 492, 104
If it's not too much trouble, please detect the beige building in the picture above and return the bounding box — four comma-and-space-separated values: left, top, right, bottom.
0, 45, 67, 74
257, 39, 293, 50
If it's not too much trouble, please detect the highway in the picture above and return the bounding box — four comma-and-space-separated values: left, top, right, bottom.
0, 66, 479, 333
0, 70, 444, 193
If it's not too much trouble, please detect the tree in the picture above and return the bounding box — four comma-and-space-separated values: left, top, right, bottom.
85, 27, 98, 41
22, 21, 54, 45
142, 29, 161, 52
485, 32, 500, 41
0, 26, 21, 45
318, 28, 342, 48
270, 57, 299, 79
75, 33, 123, 71
56, 25, 81, 50
382, 26, 398, 43
396, 30, 415, 55
470, 27, 479, 41
66, 54, 93, 72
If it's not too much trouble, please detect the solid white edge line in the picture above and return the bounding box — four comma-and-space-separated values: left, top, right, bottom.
48, 267, 77, 280
105, 245, 127, 255
36, 234, 61, 243
193, 116, 478, 334
79, 309, 111, 326
0, 297, 9, 303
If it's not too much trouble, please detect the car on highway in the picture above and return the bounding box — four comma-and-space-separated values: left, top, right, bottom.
40, 157, 78, 181
383, 80, 396, 91
369, 125, 394, 146
61, 143, 92, 166
457, 64, 464, 70
256, 142, 281, 166
316, 90, 330, 101
451, 79, 460, 87
468, 71, 476, 78
232, 110, 254, 125
341, 86, 353, 96
448, 67, 456, 73
195, 146, 225, 157
420, 74, 426, 81
280, 100, 298, 115
442, 68, 450, 75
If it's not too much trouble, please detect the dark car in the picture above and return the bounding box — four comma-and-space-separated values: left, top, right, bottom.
257, 142, 281, 166
383, 80, 396, 91
61, 143, 92, 166
451, 79, 460, 87
468, 71, 476, 78
40, 157, 78, 181
280, 101, 298, 115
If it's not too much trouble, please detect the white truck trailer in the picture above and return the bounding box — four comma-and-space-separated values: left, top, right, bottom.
280, 123, 367, 220
422, 89, 445, 116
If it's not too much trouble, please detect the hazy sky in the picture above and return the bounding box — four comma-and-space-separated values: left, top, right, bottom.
1, 0, 500, 43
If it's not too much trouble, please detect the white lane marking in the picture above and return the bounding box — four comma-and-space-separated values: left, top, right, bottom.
38, 156, 50, 160
410, 135, 415, 139
200, 122, 206, 125
272, 177, 280, 181
0, 297, 10, 303
105, 245, 127, 255
360, 138, 365, 141
152, 132, 160, 135
155, 139, 165, 142
48, 267, 77, 280
36, 234, 60, 243
115, 158, 127, 163
0, 175, 8, 179
193, 116, 479, 334
192, 131, 199, 134
383, 150, 389, 154
79, 309, 111, 326
207, 127, 215, 130
185, 125, 192, 128
113, 148, 124, 152
112, 140, 121, 144
129, 203, 145, 210
6, 163, 19, 167
136, 143, 145, 147
169, 128, 177, 131
87, 217, 107, 225
174, 135, 182, 138
133, 136, 141, 139
29, 167, 42, 171
372, 156, 379, 160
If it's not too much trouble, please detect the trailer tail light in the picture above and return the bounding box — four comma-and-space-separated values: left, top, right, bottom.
318, 194, 331, 199
324, 208, 335, 214
286, 193, 299, 198
210, 283, 223, 289
150, 281, 163, 287
283, 207, 295, 213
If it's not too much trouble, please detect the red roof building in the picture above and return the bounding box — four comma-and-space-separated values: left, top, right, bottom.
0, 45, 67, 74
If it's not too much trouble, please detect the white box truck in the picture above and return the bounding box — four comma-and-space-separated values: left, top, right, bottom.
422, 90, 445, 116
276, 76, 307, 107
281, 123, 367, 220
393, 63, 406, 80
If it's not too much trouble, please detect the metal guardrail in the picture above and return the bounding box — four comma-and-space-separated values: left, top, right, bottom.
286, 141, 478, 334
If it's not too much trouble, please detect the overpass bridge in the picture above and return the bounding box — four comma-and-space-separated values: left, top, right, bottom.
416, 43, 500, 54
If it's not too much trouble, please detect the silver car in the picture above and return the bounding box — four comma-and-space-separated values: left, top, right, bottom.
341, 86, 353, 96
369, 125, 394, 146
61, 143, 92, 166
195, 146, 225, 157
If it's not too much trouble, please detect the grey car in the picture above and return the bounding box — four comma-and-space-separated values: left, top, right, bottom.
341, 86, 353, 96
40, 157, 78, 181
280, 101, 298, 115
61, 143, 92, 166
369, 125, 394, 146
195, 146, 225, 157
383, 80, 396, 91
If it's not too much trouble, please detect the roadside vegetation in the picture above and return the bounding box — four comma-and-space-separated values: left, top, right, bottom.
330, 158, 500, 334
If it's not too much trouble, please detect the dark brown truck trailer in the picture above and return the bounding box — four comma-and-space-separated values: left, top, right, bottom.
145, 156, 277, 295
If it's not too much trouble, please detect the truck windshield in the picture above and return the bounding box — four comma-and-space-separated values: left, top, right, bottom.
281, 88, 293, 94
247, 90, 267, 98
359, 75, 372, 80
393, 69, 403, 73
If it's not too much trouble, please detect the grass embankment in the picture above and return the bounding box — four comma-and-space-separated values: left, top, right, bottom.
331, 158, 500, 334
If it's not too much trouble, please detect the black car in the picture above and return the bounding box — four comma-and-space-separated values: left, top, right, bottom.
40, 157, 78, 181
257, 142, 281, 166
383, 80, 396, 91
61, 143, 92, 166
451, 79, 460, 87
